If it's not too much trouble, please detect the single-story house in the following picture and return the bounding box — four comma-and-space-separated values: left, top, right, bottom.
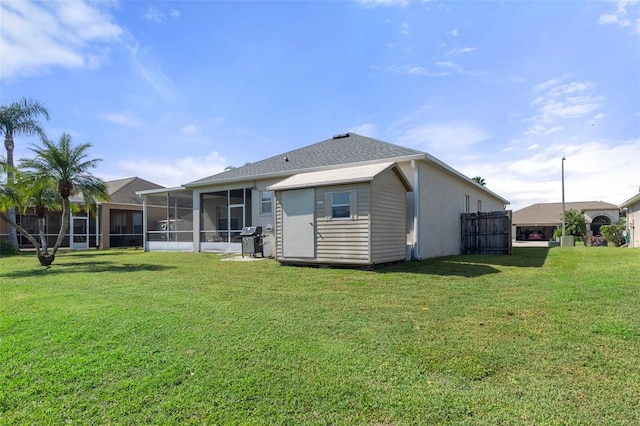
619, 191, 640, 248
138, 133, 510, 266
1, 177, 164, 250
512, 201, 620, 241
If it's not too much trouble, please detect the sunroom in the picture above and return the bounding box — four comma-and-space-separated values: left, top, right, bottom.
138, 185, 263, 253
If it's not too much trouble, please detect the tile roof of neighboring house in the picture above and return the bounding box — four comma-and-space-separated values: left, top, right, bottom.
513, 201, 619, 225
105, 177, 164, 205
185, 133, 426, 187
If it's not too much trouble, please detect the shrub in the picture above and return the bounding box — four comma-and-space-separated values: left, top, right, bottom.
0, 240, 20, 255
600, 224, 626, 247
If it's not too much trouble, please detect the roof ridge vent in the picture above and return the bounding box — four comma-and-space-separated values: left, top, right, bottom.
332, 133, 350, 139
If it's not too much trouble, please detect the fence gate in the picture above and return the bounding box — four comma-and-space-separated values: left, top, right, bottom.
461, 211, 512, 255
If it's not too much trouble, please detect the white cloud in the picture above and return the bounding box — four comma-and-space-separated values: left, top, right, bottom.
99, 111, 141, 127
455, 139, 640, 210
128, 42, 180, 101
395, 120, 491, 152
447, 46, 477, 56
356, 0, 410, 7
0, 0, 123, 79
115, 151, 229, 188
436, 61, 457, 68
348, 123, 378, 137
598, 0, 640, 32
532, 77, 563, 93
181, 124, 199, 135
389, 65, 451, 77
143, 7, 180, 23
144, 8, 165, 23
448, 29, 459, 37
525, 78, 602, 134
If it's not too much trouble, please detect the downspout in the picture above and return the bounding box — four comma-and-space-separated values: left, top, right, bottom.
95, 202, 101, 249
142, 196, 148, 251
411, 160, 422, 260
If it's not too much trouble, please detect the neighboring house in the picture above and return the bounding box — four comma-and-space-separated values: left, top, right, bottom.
0, 177, 164, 250
97, 177, 165, 249
619, 192, 640, 248
137, 133, 510, 266
512, 201, 620, 241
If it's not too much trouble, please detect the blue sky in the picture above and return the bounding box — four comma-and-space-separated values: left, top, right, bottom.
1, 0, 639, 211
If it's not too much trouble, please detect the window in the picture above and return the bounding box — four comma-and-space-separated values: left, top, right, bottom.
260, 190, 273, 215
111, 212, 127, 234
328, 191, 356, 220
464, 195, 470, 213
477, 200, 482, 212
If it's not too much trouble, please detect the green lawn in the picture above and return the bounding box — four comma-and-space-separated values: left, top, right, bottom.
1, 247, 639, 425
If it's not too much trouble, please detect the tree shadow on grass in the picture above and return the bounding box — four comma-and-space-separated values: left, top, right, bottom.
62, 250, 143, 258
379, 247, 550, 278
1, 260, 175, 278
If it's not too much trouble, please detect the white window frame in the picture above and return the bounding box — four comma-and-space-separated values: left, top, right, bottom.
260, 190, 273, 216
464, 194, 470, 213
326, 190, 357, 221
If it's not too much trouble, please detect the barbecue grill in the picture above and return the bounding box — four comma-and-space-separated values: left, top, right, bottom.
240, 226, 263, 258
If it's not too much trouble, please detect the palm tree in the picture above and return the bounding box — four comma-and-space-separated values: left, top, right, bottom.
0, 98, 50, 249
21, 174, 61, 254
472, 176, 486, 186
0, 165, 45, 255
18, 132, 109, 266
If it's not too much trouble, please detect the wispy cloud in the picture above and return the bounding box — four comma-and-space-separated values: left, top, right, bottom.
389, 61, 482, 77
389, 65, 452, 77
99, 111, 141, 127
447, 46, 477, 56
455, 139, 640, 210
394, 120, 491, 153
0, 0, 123, 79
115, 151, 228, 188
143, 7, 181, 23
355, 0, 410, 7
144, 8, 165, 23
348, 123, 378, 137
181, 124, 199, 135
599, 0, 640, 32
128, 42, 181, 101
525, 78, 602, 135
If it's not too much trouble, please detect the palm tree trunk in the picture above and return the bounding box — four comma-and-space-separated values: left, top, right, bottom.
50, 197, 71, 258
38, 216, 48, 254
4, 132, 19, 249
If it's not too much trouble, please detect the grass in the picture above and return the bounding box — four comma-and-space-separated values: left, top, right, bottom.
1, 246, 639, 425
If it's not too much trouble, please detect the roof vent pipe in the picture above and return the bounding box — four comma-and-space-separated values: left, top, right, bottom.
332, 133, 350, 139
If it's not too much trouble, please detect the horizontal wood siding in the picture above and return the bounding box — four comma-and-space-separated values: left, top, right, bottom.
371, 170, 408, 263
315, 183, 371, 264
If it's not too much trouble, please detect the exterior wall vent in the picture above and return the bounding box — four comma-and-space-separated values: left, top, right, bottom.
332, 133, 350, 139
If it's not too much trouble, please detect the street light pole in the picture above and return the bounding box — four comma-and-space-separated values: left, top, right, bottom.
561, 157, 566, 237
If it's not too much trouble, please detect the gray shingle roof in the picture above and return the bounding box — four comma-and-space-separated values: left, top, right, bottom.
513, 201, 619, 225
185, 133, 426, 187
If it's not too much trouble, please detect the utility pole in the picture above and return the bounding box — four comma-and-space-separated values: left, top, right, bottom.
561, 157, 566, 237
